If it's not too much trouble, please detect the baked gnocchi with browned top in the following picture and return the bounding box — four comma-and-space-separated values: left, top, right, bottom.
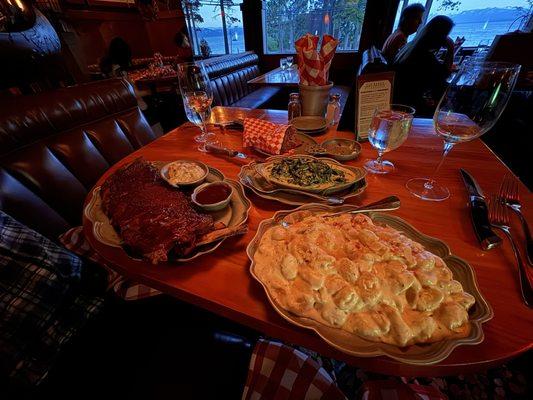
253, 212, 475, 347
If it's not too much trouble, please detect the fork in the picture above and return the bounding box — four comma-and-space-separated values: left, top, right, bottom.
499, 175, 533, 266
488, 195, 533, 308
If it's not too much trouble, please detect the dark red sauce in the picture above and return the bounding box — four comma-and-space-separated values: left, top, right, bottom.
196, 183, 232, 205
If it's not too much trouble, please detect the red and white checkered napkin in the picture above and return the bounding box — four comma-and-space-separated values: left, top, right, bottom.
60, 227, 161, 301
243, 118, 290, 155
242, 339, 347, 400
295, 34, 339, 86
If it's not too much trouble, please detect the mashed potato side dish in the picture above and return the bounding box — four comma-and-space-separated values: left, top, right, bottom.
167, 162, 205, 184
253, 213, 475, 347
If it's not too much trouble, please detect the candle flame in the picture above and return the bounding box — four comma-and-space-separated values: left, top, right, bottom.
324, 13, 330, 25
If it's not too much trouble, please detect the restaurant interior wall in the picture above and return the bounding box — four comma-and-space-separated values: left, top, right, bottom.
61, 3, 189, 66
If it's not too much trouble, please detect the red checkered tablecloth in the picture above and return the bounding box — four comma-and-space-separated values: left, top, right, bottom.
242, 339, 347, 400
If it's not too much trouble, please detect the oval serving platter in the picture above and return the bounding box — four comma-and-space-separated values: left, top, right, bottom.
238, 162, 367, 206
85, 164, 251, 263
246, 204, 493, 365
254, 155, 366, 195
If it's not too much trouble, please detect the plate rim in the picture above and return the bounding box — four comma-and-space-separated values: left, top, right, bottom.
291, 116, 328, 131
246, 204, 494, 365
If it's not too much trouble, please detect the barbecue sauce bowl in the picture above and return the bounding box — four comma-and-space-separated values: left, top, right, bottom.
191, 182, 233, 211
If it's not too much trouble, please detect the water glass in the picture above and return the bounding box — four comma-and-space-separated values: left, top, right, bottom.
364, 104, 415, 174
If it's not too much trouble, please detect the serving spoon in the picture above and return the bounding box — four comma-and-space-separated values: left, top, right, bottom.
279, 195, 401, 228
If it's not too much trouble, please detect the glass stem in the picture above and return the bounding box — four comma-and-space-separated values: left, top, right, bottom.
425, 141, 454, 190
376, 151, 384, 166
199, 112, 207, 138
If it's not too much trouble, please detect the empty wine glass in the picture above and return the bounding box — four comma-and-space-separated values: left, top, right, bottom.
280, 58, 288, 70
364, 104, 415, 174
177, 62, 215, 151
406, 61, 521, 201
286, 56, 294, 69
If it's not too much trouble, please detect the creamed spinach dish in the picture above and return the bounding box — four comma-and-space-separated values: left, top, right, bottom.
270, 158, 346, 187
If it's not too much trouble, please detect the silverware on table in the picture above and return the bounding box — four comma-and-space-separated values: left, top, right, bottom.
205, 143, 248, 159
321, 195, 401, 218
279, 196, 401, 228
242, 175, 345, 205
488, 195, 533, 308
460, 169, 503, 250
499, 174, 532, 266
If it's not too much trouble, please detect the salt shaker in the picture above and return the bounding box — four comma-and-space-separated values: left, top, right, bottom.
326, 93, 341, 126
288, 93, 301, 121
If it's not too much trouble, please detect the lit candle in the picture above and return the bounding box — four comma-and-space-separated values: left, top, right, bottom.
324, 13, 330, 33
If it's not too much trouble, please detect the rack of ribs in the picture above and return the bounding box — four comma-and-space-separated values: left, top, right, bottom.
100, 159, 215, 264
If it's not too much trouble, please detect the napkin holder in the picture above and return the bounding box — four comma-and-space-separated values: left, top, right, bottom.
299, 82, 333, 117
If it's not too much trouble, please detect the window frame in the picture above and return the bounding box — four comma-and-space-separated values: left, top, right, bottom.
182, 0, 245, 57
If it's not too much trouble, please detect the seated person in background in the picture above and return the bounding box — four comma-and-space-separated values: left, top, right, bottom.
99, 37, 132, 78
392, 15, 455, 117
382, 3, 425, 64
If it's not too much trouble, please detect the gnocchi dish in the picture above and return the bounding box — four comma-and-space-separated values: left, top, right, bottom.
253, 212, 475, 347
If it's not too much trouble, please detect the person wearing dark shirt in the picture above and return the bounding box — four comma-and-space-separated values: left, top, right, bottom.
382, 3, 425, 64
393, 15, 455, 117
99, 37, 132, 77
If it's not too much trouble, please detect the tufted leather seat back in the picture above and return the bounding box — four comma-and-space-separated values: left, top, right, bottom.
200, 52, 262, 106
0, 78, 158, 240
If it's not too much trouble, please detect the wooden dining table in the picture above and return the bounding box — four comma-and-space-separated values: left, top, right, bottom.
248, 66, 300, 87
83, 106, 533, 377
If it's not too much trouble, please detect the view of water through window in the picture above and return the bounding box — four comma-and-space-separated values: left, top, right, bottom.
182, 1, 244, 56
394, 0, 532, 47
182, 0, 531, 57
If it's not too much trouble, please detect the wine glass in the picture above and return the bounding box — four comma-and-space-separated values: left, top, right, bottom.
286, 56, 294, 69
406, 61, 521, 201
177, 62, 215, 151
364, 104, 415, 174
280, 58, 288, 70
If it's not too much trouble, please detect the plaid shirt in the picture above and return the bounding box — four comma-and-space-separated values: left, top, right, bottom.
0, 211, 104, 387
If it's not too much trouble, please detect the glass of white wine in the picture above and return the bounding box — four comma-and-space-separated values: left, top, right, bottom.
364, 104, 415, 174
406, 61, 521, 201
177, 62, 215, 151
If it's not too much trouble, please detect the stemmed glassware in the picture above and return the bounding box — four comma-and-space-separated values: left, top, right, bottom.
406, 61, 521, 201
364, 104, 415, 174
286, 56, 294, 69
177, 62, 216, 152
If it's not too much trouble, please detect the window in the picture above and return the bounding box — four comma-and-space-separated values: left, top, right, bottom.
182, 1, 244, 57
263, 0, 367, 54
393, 0, 532, 47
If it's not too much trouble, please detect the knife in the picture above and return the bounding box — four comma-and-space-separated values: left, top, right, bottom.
205, 143, 248, 159
460, 169, 503, 250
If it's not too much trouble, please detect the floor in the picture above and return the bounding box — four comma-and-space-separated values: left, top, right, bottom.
35, 296, 258, 400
